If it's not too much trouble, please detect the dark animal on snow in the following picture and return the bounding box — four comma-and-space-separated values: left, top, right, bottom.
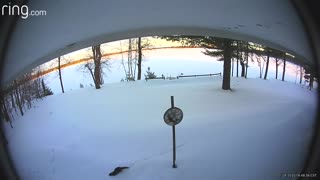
109, 166, 129, 176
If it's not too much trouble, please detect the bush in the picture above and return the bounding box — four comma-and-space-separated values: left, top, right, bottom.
144, 67, 157, 79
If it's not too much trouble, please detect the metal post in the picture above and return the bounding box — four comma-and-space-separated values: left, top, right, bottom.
171, 96, 177, 168
172, 125, 177, 168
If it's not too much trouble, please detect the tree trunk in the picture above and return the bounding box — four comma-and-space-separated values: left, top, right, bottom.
245, 60, 248, 78
299, 66, 303, 84
58, 57, 65, 93
128, 39, 133, 79
240, 61, 245, 77
231, 58, 234, 77
282, 54, 286, 81
309, 72, 314, 90
264, 49, 270, 80
245, 43, 249, 78
137, 37, 142, 80
275, 58, 278, 79
259, 59, 262, 78
222, 39, 232, 90
94, 62, 102, 89
245, 64, 248, 78
236, 41, 239, 77
92, 45, 102, 89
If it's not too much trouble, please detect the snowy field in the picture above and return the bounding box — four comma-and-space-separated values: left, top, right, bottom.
3, 76, 317, 180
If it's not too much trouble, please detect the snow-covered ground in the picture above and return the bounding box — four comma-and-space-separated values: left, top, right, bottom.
3, 76, 317, 180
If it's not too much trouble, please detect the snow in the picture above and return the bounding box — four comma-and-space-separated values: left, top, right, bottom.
3, 75, 317, 180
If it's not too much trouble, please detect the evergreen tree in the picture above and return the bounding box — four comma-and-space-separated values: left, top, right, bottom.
144, 67, 157, 79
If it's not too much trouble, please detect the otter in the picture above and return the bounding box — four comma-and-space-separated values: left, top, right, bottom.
108, 166, 129, 176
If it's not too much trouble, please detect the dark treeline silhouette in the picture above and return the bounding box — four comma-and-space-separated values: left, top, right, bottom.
0, 70, 53, 128
160, 35, 316, 90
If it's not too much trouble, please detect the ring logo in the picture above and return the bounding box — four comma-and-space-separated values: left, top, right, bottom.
1, 2, 46, 19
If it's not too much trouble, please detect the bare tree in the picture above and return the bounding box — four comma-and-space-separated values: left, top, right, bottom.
137, 37, 143, 80
122, 38, 136, 81
136, 37, 153, 80
236, 41, 239, 77
299, 66, 303, 84
82, 45, 110, 89
275, 57, 281, 79
255, 56, 263, 78
93, 45, 103, 89
57, 56, 65, 93
0, 93, 12, 128
231, 58, 234, 77
282, 53, 286, 81
264, 48, 270, 80
1, 67, 52, 129
119, 41, 128, 78
244, 42, 249, 78
84, 62, 96, 85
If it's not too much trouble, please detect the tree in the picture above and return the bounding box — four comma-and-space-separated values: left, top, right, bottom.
264, 48, 270, 80
236, 41, 239, 77
268, 49, 282, 80
201, 37, 233, 90
0, 68, 52, 127
282, 53, 286, 81
236, 40, 249, 78
41, 79, 53, 96
126, 38, 135, 81
275, 57, 281, 79
231, 58, 234, 77
222, 39, 232, 90
57, 56, 65, 93
84, 62, 96, 86
144, 67, 157, 79
304, 65, 315, 90
244, 42, 249, 78
299, 66, 303, 84
0, 93, 12, 128
118, 39, 136, 81
92, 45, 103, 89
254, 56, 263, 78
82, 45, 109, 89
161, 35, 234, 90
137, 37, 142, 80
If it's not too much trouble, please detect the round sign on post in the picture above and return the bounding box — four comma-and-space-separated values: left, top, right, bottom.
164, 107, 183, 126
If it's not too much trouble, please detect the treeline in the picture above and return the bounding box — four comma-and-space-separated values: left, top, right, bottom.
0, 69, 53, 128
82, 37, 154, 88
160, 35, 316, 90
1, 36, 316, 128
